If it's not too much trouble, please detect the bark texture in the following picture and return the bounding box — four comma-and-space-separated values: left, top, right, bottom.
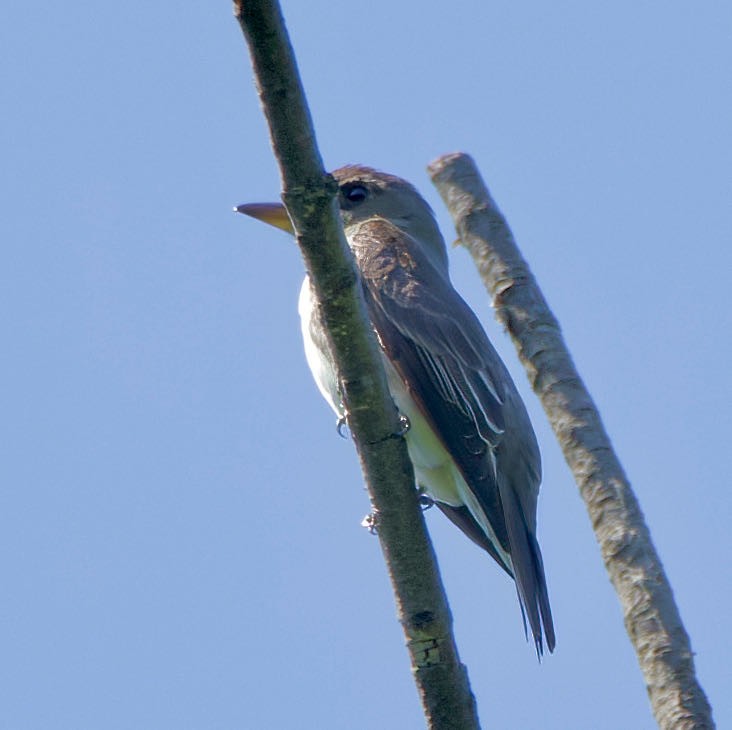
234, 5, 480, 727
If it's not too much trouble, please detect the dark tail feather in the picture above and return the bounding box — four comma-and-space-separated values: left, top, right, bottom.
499, 483, 555, 656
529, 531, 555, 653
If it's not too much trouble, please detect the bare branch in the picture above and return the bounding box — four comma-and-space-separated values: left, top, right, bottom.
429, 152, 715, 730
233, 4, 480, 727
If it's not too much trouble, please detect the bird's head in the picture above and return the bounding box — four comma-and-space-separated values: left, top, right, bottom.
236, 165, 449, 273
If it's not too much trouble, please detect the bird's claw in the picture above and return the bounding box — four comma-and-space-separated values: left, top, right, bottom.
336, 415, 350, 439
366, 414, 411, 445
361, 512, 378, 535
418, 494, 435, 511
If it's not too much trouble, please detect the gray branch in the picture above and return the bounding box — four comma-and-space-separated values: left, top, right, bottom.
428, 152, 714, 730
233, 4, 479, 727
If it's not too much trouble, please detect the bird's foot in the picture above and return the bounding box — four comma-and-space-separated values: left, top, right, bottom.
366, 414, 411, 445
361, 511, 378, 535
418, 494, 435, 511
336, 415, 350, 439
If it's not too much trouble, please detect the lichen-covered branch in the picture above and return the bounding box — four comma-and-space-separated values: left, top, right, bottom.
233, 4, 479, 727
428, 152, 714, 730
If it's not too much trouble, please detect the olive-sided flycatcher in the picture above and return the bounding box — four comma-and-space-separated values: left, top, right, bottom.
237, 165, 555, 654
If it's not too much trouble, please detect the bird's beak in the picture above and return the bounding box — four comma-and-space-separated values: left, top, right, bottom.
235, 202, 294, 234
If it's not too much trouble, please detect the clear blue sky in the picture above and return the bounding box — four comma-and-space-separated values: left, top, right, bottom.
2, 2, 730, 728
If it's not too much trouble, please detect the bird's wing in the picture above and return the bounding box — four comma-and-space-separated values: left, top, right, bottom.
352, 219, 554, 654
351, 219, 538, 537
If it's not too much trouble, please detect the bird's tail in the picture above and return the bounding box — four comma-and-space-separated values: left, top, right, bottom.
500, 484, 556, 656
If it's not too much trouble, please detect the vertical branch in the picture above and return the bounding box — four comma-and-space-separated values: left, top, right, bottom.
233, 4, 480, 727
429, 152, 714, 730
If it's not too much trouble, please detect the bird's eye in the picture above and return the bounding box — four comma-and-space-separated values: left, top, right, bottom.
343, 184, 368, 204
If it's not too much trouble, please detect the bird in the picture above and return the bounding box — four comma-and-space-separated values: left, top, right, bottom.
237, 165, 555, 655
